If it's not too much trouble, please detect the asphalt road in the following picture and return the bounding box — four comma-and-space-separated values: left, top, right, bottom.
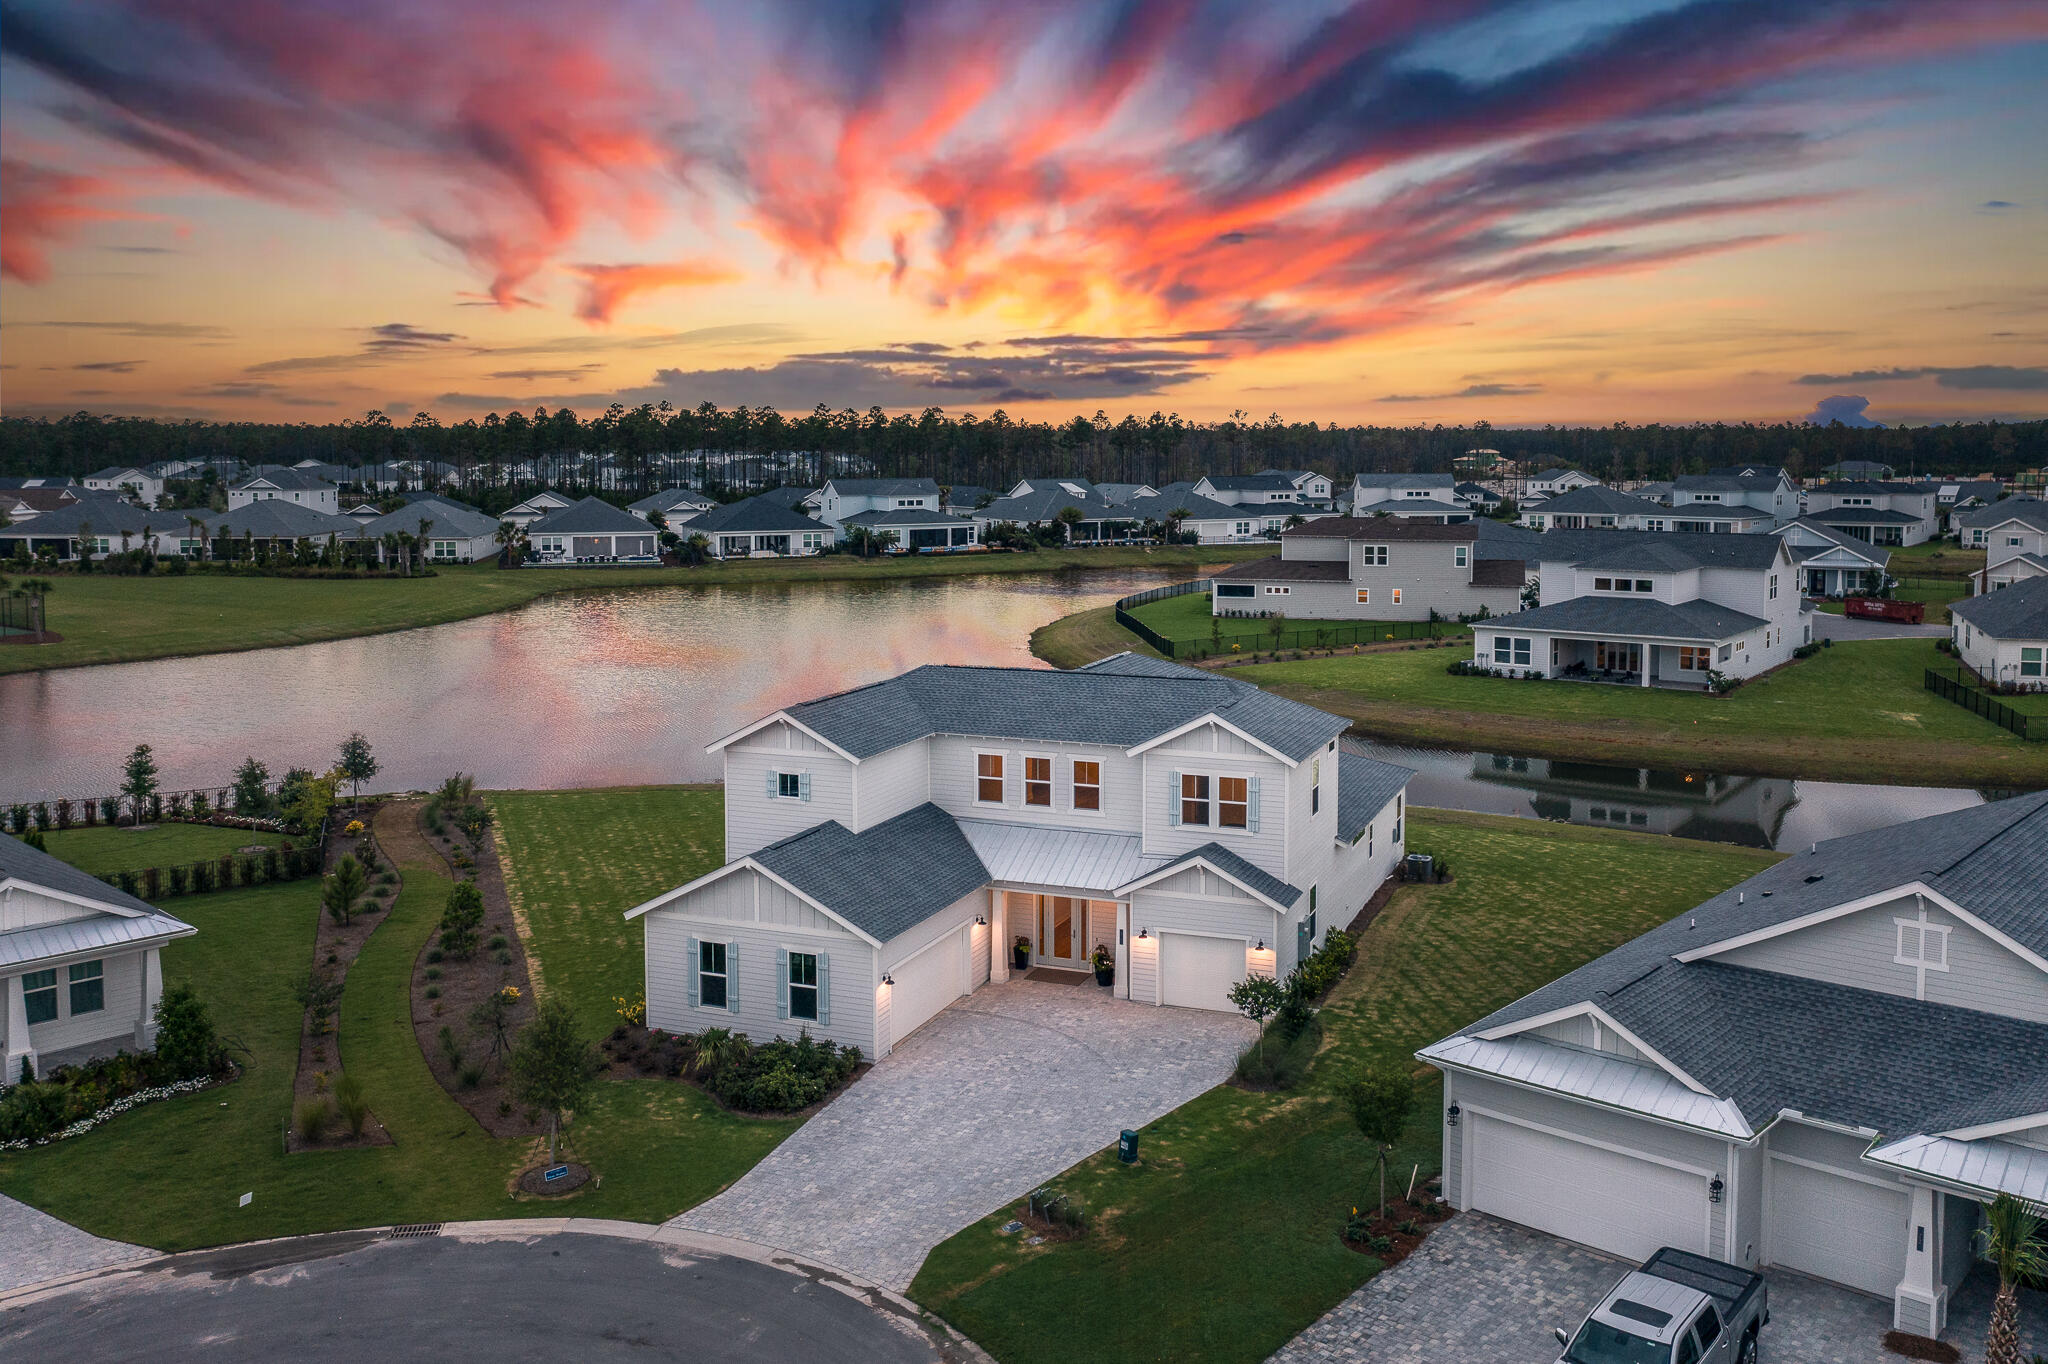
0, 1231, 959, 1363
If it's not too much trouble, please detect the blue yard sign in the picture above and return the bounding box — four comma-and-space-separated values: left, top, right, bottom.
543, 1165, 570, 1183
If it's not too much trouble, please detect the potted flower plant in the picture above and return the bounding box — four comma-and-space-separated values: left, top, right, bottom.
1090, 944, 1114, 988
1012, 935, 1031, 972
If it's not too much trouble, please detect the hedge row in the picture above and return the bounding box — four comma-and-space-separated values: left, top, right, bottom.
99, 844, 322, 900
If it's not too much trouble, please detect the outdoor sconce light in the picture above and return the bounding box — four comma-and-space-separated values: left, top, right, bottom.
1446, 1103, 1460, 1127
1255, 940, 1266, 952
1709, 1177, 1724, 1205
1138, 927, 1149, 939
974, 915, 987, 926
881, 974, 894, 987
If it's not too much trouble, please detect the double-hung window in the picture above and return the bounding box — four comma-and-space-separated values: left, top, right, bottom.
698, 941, 729, 1009
2024, 648, 2044, 679
1024, 756, 1052, 807
1310, 759, 1321, 815
774, 771, 806, 800
787, 952, 819, 1021
1180, 774, 1210, 826
1455, 546, 1468, 568
1072, 760, 1101, 811
69, 960, 104, 1015
1768, 573, 1779, 600
22, 968, 58, 1025
1356, 588, 1371, 604
976, 753, 1005, 804
1391, 588, 1403, 606
1361, 545, 1388, 566
1217, 777, 1249, 829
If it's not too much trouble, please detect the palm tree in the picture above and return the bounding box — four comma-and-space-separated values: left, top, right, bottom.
1165, 505, 1192, 541
680, 532, 710, 567
185, 514, 206, 561
1982, 1193, 2046, 1364
416, 516, 436, 572
73, 517, 93, 571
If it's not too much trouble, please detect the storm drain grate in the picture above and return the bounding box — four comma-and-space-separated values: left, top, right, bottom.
388, 1223, 443, 1239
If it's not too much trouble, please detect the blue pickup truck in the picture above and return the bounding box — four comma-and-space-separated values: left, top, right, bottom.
1554, 1248, 1770, 1364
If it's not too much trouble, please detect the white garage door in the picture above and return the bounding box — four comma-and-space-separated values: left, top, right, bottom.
1471, 1116, 1710, 1261
1161, 933, 1246, 1011
888, 926, 968, 1047
1767, 1158, 1909, 1297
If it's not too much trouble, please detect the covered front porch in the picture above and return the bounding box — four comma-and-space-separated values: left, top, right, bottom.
990, 891, 1123, 985
1544, 635, 1716, 689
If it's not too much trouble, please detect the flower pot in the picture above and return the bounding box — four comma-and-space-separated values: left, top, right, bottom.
1012, 947, 1030, 972
1094, 966, 1114, 988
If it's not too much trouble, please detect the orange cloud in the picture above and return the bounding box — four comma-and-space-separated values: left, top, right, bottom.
568, 259, 742, 322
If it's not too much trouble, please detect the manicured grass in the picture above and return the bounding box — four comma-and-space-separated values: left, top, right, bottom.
909, 810, 1779, 1364
0, 796, 792, 1251
1128, 588, 1471, 653
1030, 604, 1164, 670
1816, 577, 1967, 623
5, 544, 1270, 676
1233, 637, 2048, 787
1887, 540, 1982, 573
488, 786, 725, 1038
38, 822, 282, 877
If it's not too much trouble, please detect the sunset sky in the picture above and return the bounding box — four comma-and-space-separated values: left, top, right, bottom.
2, 0, 2044, 428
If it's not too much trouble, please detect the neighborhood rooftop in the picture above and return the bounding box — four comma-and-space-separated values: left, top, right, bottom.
1951, 576, 2048, 638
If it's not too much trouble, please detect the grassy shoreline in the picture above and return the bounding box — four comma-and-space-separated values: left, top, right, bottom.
4, 544, 1266, 676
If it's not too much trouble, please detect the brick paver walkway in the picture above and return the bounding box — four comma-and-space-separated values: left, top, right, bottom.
672, 977, 1251, 1290
0, 1193, 148, 1294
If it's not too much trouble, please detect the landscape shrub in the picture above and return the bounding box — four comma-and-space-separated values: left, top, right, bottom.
154, 983, 229, 1078
438, 881, 485, 958
6, 805, 26, 834
143, 867, 161, 899
32, 801, 50, 831
56, 799, 73, 829
0, 1081, 72, 1142
333, 1073, 370, 1138
700, 1030, 860, 1113
295, 1097, 333, 1142
99, 797, 120, 824
167, 865, 188, 896
117, 869, 139, 897
239, 853, 260, 886
1233, 1020, 1319, 1089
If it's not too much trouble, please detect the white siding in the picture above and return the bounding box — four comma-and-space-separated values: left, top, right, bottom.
878, 886, 988, 974
928, 735, 1140, 833
0, 885, 107, 931
1142, 727, 1289, 875
852, 741, 932, 830
724, 722, 856, 858
22, 948, 147, 1059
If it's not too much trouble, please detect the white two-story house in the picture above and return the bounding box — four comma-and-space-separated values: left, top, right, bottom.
1669, 468, 1800, 529
626, 655, 1415, 1058
1423, 792, 2048, 1339
1194, 473, 1310, 511
1518, 485, 1665, 531
1260, 469, 1335, 508
1349, 473, 1471, 522
227, 467, 341, 515
1210, 517, 1528, 621
82, 466, 165, 507
1473, 530, 1807, 686
1805, 480, 1938, 547
815, 478, 944, 527
1525, 467, 1601, 501
1964, 502, 2048, 594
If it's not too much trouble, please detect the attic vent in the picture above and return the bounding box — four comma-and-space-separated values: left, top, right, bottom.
1804, 874, 1825, 883
1761, 890, 1773, 897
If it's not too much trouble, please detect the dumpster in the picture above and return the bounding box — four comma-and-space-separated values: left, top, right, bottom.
1844, 596, 1924, 624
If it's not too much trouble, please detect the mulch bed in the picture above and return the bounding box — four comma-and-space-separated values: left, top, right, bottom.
516, 1162, 593, 1197
286, 799, 396, 1152
598, 1023, 868, 1120
1882, 1333, 1959, 1363
405, 805, 543, 1140
1339, 1190, 1455, 1267
0, 630, 63, 646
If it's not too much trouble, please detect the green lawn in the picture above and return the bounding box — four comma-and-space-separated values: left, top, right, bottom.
909, 811, 1779, 1364
1235, 637, 2048, 787
488, 786, 725, 1039
0, 797, 790, 1251
1816, 577, 1967, 624
1887, 540, 1982, 573
6, 544, 1270, 676
1128, 588, 1471, 653
38, 823, 283, 877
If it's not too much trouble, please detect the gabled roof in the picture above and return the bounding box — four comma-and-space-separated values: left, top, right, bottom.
689, 495, 833, 535
750, 803, 989, 944
526, 496, 654, 535
359, 497, 500, 539
1706, 464, 1791, 479
1280, 516, 1478, 542
1211, 556, 1349, 583
1531, 467, 1592, 483
1353, 472, 1455, 490
1806, 506, 1921, 525
1536, 528, 1786, 572
1352, 497, 1470, 517
1120, 484, 1242, 522
1454, 481, 1503, 500
943, 484, 991, 507
1962, 500, 2048, 534
839, 507, 972, 528
0, 497, 189, 539
205, 501, 359, 539
974, 484, 1126, 523
86, 465, 149, 482
1779, 518, 1889, 565
1676, 473, 1790, 493
824, 477, 941, 498
1952, 576, 2048, 640
1200, 473, 1299, 492
1118, 842, 1301, 910
232, 467, 332, 492
1488, 595, 1769, 641
1095, 482, 1160, 504
1815, 480, 1929, 496
752, 486, 820, 510
1336, 749, 1414, 844
1532, 486, 1665, 517
1, 831, 166, 918
628, 487, 715, 515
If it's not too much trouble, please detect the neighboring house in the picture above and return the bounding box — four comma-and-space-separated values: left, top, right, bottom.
1957, 498, 2045, 550
839, 507, 979, 552
943, 485, 993, 515
687, 495, 837, 559
815, 478, 944, 526
1804, 481, 1939, 547
1121, 484, 1264, 543
628, 488, 717, 524
1210, 517, 1526, 621
1474, 530, 1806, 686
1419, 792, 2048, 1336
227, 467, 340, 515
625, 654, 1415, 1058
499, 489, 576, 530
1937, 480, 2005, 513
524, 496, 660, 563
1672, 469, 1800, 526
1976, 554, 2048, 596
203, 501, 360, 553
1095, 482, 1160, 505
1777, 519, 1890, 598
1632, 480, 1676, 505
1950, 578, 2048, 689
1454, 481, 1506, 512
1519, 485, 1665, 531
1963, 503, 2048, 591
82, 466, 164, 507
358, 497, 502, 564
0, 476, 77, 489
1194, 473, 1308, 509
1349, 473, 1469, 522
973, 480, 1138, 541
2, 833, 197, 1080
754, 485, 824, 514
0, 496, 190, 561
1525, 468, 1600, 500
1822, 459, 1894, 479
1260, 469, 1336, 507
291, 460, 350, 485
0, 486, 81, 522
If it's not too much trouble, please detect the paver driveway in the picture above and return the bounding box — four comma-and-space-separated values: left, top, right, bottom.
672, 976, 1252, 1290
1270, 1213, 2048, 1364
0, 1193, 147, 1294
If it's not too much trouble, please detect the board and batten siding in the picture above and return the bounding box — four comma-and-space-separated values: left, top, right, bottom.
724, 721, 856, 858
642, 867, 878, 1058
851, 740, 932, 831
0, 885, 106, 932
926, 735, 1141, 832
1712, 896, 2048, 1023
1141, 726, 1289, 874
1129, 866, 1276, 955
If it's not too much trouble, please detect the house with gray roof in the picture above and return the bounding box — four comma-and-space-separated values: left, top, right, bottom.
1961, 501, 2048, 593
1525, 467, 1600, 500
686, 495, 836, 559
816, 478, 942, 527
838, 506, 978, 553
204, 500, 359, 552
0, 496, 193, 562
1213, 517, 1525, 622
358, 496, 502, 564
943, 484, 993, 515
1671, 469, 1799, 527
1259, 469, 1335, 507
628, 487, 717, 525
973, 479, 1139, 542
1421, 791, 2048, 1335
3, 832, 197, 1080
625, 655, 1414, 1056
499, 489, 575, 530
1519, 484, 1666, 532
1474, 529, 1807, 687
524, 496, 660, 563
81, 465, 164, 507
1777, 518, 1889, 598
1805, 480, 1938, 547
227, 466, 339, 515
1194, 473, 1307, 511
1951, 577, 2048, 689
1348, 472, 1471, 523
1117, 483, 1268, 543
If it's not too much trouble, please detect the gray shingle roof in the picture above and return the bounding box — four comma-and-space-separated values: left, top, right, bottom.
1212, 556, 1348, 583
1448, 791, 2048, 1135
233, 467, 332, 492
1355, 473, 1455, 490
1136, 842, 1301, 908
1535, 528, 1786, 572
1122, 483, 1241, 521
628, 487, 714, 515
360, 497, 499, 539
526, 496, 657, 535
752, 486, 819, 510
1819, 480, 1927, 495
1952, 576, 2048, 639
1960, 500, 2048, 533
1352, 498, 1470, 517
975, 485, 1127, 523
205, 501, 359, 539
1202, 473, 1298, 492
1533, 486, 1666, 517
0, 831, 167, 917
750, 803, 988, 944
771, 659, 1348, 764
1532, 467, 1588, 482
826, 478, 942, 498
1486, 595, 1768, 640
1675, 473, 1788, 493
689, 496, 833, 535
1807, 506, 1921, 525
1281, 517, 1479, 543
838, 507, 972, 529
1781, 518, 1889, 564
0, 497, 189, 540
1337, 747, 1414, 845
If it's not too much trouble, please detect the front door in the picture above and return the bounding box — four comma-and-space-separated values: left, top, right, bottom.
1038, 896, 1088, 969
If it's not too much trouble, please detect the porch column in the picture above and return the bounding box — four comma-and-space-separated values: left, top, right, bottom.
1894, 1185, 1947, 1335
134, 949, 163, 1051
988, 888, 1007, 984
3, 974, 34, 1084
1114, 902, 1130, 1001
1640, 644, 1650, 687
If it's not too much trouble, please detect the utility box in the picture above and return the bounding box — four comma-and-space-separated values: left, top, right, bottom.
1406, 853, 1435, 882
1118, 1129, 1139, 1164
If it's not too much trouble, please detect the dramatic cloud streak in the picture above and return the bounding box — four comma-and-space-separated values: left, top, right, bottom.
1794, 364, 2048, 390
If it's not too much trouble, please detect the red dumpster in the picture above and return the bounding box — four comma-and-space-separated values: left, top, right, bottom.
1844, 597, 1925, 624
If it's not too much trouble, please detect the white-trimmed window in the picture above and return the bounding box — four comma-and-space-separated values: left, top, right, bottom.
976, 752, 1005, 804
70, 960, 104, 1015
2024, 648, 2043, 678
788, 951, 819, 1021
1234, 521, 1252, 536
1768, 573, 1779, 600
801, 532, 825, 550
1072, 760, 1101, 811
698, 941, 729, 1009
1391, 588, 1403, 606
1180, 773, 1210, 826
770, 770, 810, 801
1218, 776, 1250, 829
1679, 646, 1710, 671
1024, 755, 1053, 807
1310, 758, 1321, 815
1362, 545, 1388, 566
1265, 585, 1290, 595
22, 968, 57, 1025
1895, 919, 1950, 971
1455, 546, 1468, 568
1356, 588, 1370, 604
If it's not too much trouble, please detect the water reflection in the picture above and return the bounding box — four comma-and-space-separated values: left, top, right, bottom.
0, 569, 1179, 797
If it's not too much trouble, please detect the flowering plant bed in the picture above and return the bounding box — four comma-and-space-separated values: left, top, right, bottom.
1, 1070, 229, 1150
600, 1021, 866, 1117
1338, 1190, 1453, 1267
287, 809, 395, 1151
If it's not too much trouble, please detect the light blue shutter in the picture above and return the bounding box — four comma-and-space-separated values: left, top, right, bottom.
1248, 776, 1262, 833
726, 943, 740, 1013
1168, 771, 1181, 827
765, 770, 777, 799
817, 954, 831, 1026
799, 772, 811, 802
775, 947, 789, 1020
686, 937, 700, 1007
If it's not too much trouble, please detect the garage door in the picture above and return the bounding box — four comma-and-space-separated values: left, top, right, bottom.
1767, 1158, 1909, 1296
1160, 933, 1246, 1011
888, 926, 968, 1047
1471, 1116, 1710, 1261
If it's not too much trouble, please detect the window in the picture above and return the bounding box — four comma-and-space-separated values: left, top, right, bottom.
1679, 646, 1709, 671
1264, 584, 1290, 595
1718, 643, 1733, 661
801, 532, 824, 550
1676, 1329, 1702, 1364
698, 941, 728, 1008
1391, 588, 1403, 605
1493, 636, 1512, 663
70, 960, 104, 1015
2010, 536, 2024, 547
788, 952, 819, 1021
1234, 521, 1252, 536
1072, 760, 1101, 811
1695, 1305, 1722, 1351
775, 771, 803, 799
1769, 573, 1779, 600
22, 968, 57, 1025
1455, 546, 1468, 568
1361, 545, 1388, 566
1181, 773, 1210, 826
1594, 576, 1612, 591
1356, 588, 1371, 604
2025, 648, 2044, 679
1216, 582, 1254, 598
1025, 756, 1052, 806
977, 752, 1005, 803
1513, 638, 1531, 666
1635, 579, 1652, 594
1311, 759, 1321, 815
1217, 776, 1250, 829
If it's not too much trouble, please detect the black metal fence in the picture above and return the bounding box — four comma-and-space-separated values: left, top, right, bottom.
1925, 667, 2039, 740
1114, 579, 1463, 661
0, 592, 40, 636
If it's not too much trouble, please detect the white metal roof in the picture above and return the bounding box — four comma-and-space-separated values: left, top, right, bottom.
1420, 1033, 1755, 1139
955, 820, 1158, 896
1866, 1133, 2048, 1203
0, 911, 196, 970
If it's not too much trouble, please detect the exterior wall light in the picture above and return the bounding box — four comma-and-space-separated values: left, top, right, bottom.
1138, 927, 1149, 939
1255, 940, 1266, 952
1446, 1103, 1460, 1127
881, 974, 894, 987
974, 915, 987, 926
1709, 1176, 1724, 1204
